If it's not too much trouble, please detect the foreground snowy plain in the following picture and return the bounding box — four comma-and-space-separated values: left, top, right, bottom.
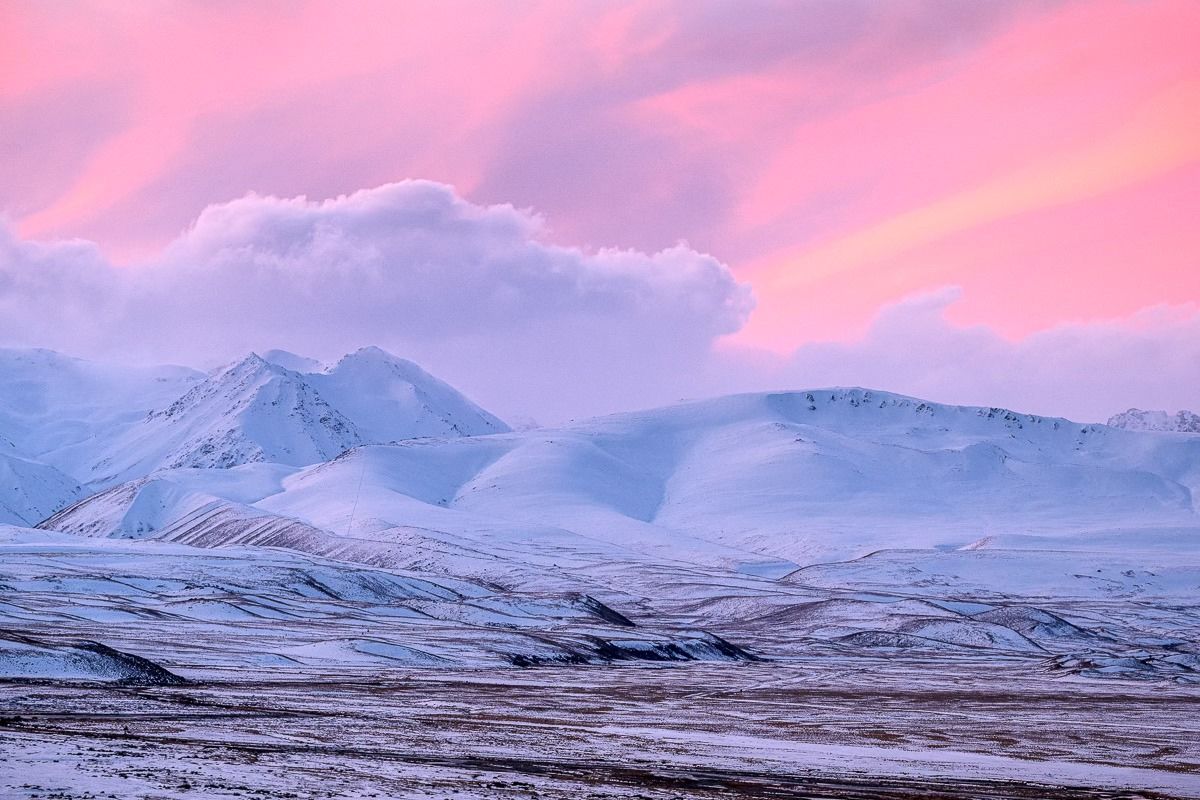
1, 347, 1198, 798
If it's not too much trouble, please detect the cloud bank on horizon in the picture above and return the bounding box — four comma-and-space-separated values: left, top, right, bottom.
0, 0, 1197, 422
0, 181, 754, 419
2, 181, 1197, 423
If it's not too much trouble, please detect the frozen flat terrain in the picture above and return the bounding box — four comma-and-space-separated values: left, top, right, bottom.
1, 348, 1198, 797
3, 663, 1198, 800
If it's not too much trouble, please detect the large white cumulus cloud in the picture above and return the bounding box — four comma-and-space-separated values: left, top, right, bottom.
152, 182, 752, 339
0, 181, 754, 419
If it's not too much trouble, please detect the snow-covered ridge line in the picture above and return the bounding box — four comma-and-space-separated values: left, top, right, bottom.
88, 346, 511, 487
1108, 407, 1200, 433
585, 386, 1109, 434
0, 346, 511, 519
42, 382, 1200, 577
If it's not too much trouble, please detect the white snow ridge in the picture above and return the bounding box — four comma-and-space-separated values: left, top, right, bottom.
2, 348, 1199, 799
1108, 407, 1200, 433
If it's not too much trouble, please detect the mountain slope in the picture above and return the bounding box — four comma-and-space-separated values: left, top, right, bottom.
84, 354, 365, 487
309, 346, 508, 441
0, 347, 203, 473
1, 525, 747, 674
3, 346, 510, 489
0, 450, 81, 525
0, 348, 206, 515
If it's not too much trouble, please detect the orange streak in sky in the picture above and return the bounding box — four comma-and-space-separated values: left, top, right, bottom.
734, 80, 1200, 350
765, 80, 1199, 290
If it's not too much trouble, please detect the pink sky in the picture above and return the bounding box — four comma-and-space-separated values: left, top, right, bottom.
1, 0, 1198, 420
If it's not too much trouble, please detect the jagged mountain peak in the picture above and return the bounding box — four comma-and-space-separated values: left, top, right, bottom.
159, 352, 315, 418
211, 350, 283, 376
104, 354, 361, 483
339, 344, 400, 362
76, 347, 507, 487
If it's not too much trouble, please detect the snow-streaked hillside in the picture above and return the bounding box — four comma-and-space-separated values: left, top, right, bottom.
0, 524, 752, 675
309, 346, 509, 441
0, 347, 203, 471
84, 348, 508, 487
0, 348, 202, 518
8, 363, 1200, 797
0, 451, 80, 525
1108, 407, 1200, 433
0, 626, 185, 684
0, 346, 509, 505
84, 354, 367, 487
252, 388, 1200, 570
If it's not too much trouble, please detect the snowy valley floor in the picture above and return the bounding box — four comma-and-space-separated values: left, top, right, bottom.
2, 523, 1200, 798
3, 660, 1199, 800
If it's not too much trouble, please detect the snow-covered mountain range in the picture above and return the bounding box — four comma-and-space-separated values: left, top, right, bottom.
85, 347, 507, 488
0, 346, 507, 522
43, 387, 1200, 575
2, 347, 1199, 686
